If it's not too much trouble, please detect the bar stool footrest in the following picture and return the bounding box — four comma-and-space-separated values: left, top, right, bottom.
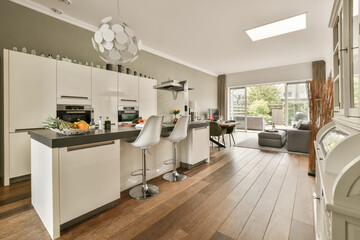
164, 159, 174, 165
131, 168, 150, 176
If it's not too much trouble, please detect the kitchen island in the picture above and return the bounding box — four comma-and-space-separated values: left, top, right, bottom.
29, 121, 209, 239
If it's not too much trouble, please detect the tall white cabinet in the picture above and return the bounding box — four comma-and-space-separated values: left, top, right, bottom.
92, 68, 118, 124
139, 77, 157, 119
9, 51, 57, 132
4, 50, 56, 182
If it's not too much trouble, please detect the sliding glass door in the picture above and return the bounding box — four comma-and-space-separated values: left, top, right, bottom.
228, 81, 309, 131
247, 84, 285, 126
229, 87, 246, 130
287, 82, 309, 125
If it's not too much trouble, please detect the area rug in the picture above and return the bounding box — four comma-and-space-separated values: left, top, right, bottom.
234, 137, 308, 155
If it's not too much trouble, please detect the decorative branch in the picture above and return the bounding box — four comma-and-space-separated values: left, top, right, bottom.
307, 77, 334, 172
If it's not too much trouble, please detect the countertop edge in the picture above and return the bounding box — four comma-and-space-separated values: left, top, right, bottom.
30, 122, 209, 148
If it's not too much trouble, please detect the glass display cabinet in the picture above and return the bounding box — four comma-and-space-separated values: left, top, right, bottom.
330, 0, 360, 125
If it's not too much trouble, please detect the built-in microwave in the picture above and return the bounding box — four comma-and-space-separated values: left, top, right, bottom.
57, 105, 94, 124
118, 106, 139, 123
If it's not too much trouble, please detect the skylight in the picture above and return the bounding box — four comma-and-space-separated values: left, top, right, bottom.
245, 13, 307, 41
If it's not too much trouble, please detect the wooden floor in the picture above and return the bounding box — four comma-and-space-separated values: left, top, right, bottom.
0, 132, 315, 240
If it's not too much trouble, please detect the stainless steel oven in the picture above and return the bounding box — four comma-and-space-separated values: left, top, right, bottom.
118, 106, 139, 123
57, 105, 94, 124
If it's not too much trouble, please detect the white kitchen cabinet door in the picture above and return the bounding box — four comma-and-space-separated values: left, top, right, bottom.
59, 140, 120, 224
118, 73, 139, 106
179, 126, 210, 166
9, 132, 31, 178
139, 77, 157, 119
92, 68, 118, 124
192, 126, 210, 163
57, 61, 92, 105
9, 51, 56, 132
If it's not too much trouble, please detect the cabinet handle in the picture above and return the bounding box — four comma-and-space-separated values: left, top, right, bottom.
120, 99, 137, 102
313, 192, 320, 200
67, 141, 115, 152
66, 111, 86, 114
15, 127, 44, 132
61, 95, 88, 99
340, 47, 348, 53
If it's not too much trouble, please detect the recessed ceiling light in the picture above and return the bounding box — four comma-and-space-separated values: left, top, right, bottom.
50, 8, 63, 15
60, 0, 72, 5
245, 13, 307, 41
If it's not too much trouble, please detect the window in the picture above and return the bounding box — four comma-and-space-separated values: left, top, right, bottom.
247, 84, 285, 125
287, 83, 309, 126
228, 81, 309, 130
245, 13, 307, 41
229, 88, 246, 130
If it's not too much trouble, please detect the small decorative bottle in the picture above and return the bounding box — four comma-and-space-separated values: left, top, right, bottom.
104, 117, 111, 130
98, 116, 103, 131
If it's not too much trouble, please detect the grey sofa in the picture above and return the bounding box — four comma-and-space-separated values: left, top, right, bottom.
287, 123, 310, 154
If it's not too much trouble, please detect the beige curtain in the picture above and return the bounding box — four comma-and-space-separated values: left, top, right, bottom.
217, 74, 226, 119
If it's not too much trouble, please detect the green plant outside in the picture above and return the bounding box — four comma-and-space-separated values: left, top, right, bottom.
248, 99, 272, 122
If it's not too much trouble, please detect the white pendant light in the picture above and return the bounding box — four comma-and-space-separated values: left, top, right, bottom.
92, 0, 140, 64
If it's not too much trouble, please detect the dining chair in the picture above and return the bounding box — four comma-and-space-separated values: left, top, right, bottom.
209, 122, 227, 148
225, 126, 236, 146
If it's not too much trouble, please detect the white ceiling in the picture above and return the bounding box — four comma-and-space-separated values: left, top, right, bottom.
11, 0, 333, 76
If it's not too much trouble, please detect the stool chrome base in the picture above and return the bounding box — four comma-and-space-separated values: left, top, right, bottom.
129, 184, 159, 200
163, 171, 187, 182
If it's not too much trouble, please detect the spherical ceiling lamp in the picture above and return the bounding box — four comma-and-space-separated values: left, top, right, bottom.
91, 1, 140, 64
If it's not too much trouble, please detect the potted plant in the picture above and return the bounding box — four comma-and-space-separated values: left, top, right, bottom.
170, 109, 180, 123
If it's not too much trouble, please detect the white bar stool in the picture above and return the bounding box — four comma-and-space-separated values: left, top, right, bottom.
129, 115, 164, 200
163, 115, 190, 182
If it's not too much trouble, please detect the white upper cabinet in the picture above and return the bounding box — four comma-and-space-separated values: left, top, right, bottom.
57, 61, 92, 105
139, 77, 157, 119
9, 51, 56, 132
118, 73, 139, 106
92, 68, 118, 124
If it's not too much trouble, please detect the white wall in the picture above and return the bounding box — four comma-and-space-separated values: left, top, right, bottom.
226, 62, 313, 87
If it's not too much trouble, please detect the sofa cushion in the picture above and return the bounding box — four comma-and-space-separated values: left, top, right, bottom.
258, 130, 286, 140
294, 120, 303, 129
298, 122, 310, 130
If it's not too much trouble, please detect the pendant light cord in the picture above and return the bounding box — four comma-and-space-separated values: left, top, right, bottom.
117, 0, 120, 22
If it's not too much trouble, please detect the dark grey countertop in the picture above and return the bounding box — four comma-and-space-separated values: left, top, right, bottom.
29, 122, 209, 148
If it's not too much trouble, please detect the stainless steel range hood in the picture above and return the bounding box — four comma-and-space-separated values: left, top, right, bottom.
153, 79, 194, 116
153, 80, 194, 92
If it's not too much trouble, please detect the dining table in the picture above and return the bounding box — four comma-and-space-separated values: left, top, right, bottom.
210, 121, 240, 148
218, 121, 241, 128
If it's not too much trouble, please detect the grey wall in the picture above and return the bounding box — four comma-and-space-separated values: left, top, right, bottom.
0, 0, 217, 179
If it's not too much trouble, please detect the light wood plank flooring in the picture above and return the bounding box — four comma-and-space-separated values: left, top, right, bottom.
0, 132, 315, 240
